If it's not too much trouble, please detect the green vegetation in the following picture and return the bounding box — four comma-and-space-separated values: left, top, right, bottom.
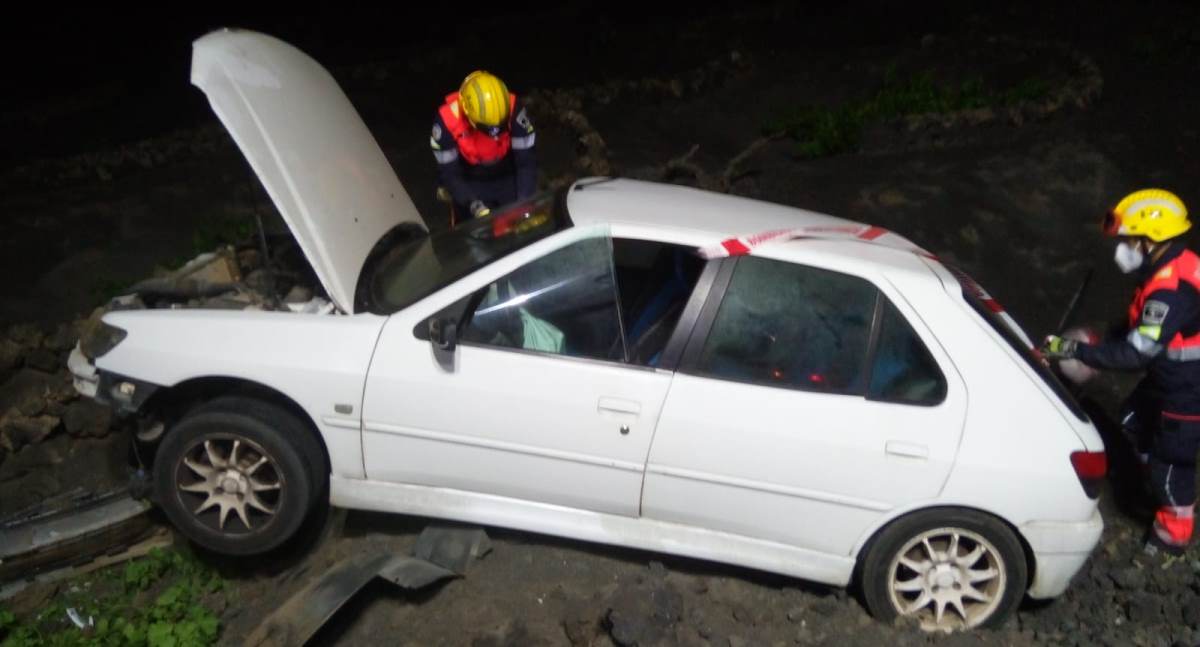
0, 548, 224, 647
766, 66, 1051, 158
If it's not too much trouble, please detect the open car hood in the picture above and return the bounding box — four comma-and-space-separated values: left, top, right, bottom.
191, 29, 425, 313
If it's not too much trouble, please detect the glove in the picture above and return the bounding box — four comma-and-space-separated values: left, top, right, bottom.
1041, 334, 1079, 360
469, 200, 491, 219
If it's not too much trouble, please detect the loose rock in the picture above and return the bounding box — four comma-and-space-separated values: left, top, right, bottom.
1127, 595, 1162, 625
0, 338, 23, 372
561, 616, 599, 646
605, 582, 684, 647
63, 400, 113, 438
7, 324, 45, 349
43, 324, 77, 352
0, 370, 54, 417
1112, 567, 1147, 591
25, 349, 60, 373
1182, 598, 1200, 628
0, 409, 60, 451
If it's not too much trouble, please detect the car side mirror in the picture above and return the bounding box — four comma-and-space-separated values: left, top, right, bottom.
429, 317, 458, 352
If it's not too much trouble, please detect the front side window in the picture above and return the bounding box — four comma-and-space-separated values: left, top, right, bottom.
461, 235, 624, 361
695, 257, 877, 393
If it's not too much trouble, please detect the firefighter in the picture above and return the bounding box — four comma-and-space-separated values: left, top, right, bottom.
1043, 189, 1200, 555
430, 70, 537, 225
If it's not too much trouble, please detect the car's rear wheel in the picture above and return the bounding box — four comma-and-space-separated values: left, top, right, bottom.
153, 397, 323, 555
860, 508, 1027, 632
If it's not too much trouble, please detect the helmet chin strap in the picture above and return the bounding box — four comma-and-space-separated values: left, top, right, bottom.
1147, 239, 1172, 263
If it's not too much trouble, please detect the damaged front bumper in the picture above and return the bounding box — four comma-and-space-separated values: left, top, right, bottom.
68, 344, 99, 398
68, 343, 159, 415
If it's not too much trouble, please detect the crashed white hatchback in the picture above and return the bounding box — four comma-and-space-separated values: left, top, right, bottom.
69, 29, 1105, 631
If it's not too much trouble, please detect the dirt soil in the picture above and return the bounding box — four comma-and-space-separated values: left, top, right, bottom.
4, 1, 1200, 645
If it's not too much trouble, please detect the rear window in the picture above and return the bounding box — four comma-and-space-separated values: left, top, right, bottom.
945, 265, 1088, 422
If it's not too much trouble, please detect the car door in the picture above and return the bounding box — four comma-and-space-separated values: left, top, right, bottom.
361, 228, 675, 517
642, 255, 967, 556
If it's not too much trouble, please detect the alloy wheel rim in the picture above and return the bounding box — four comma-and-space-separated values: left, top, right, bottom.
886, 526, 1006, 631
175, 434, 284, 535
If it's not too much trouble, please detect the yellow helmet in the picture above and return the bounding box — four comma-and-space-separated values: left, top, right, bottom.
458, 70, 510, 129
1104, 189, 1190, 242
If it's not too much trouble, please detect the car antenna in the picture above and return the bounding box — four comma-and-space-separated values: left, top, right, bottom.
1054, 266, 1094, 333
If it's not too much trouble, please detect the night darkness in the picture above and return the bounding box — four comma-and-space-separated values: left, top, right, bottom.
4, 1, 1200, 644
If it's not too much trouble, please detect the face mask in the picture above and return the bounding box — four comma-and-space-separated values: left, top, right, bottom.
1114, 241, 1145, 273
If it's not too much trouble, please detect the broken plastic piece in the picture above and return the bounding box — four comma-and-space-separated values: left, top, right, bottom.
66, 607, 94, 630
246, 525, 492, 646
412, 524, 493, 574
245, 552, 457, 647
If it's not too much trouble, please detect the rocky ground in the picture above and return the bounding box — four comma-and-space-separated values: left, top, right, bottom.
3, 1, 1200, 645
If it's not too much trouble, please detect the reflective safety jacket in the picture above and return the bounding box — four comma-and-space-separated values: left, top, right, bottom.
438, 92, 518, 165
1077, 241, 1200, 413
430, 92, 537, 212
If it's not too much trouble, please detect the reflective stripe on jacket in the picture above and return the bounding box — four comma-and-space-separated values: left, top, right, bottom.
1129, 248, 1200, 361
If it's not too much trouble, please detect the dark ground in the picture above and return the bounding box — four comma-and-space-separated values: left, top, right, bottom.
3, 1, 1200, 645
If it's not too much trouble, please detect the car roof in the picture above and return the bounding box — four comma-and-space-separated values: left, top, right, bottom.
567, 178, 859, 240
565, 178, 937, 277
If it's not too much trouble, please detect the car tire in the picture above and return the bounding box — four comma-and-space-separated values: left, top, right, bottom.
859, 508, 1027, 631
153, 397, 324, 556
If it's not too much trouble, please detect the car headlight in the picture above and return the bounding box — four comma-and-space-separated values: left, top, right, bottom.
80, 322, 128, 360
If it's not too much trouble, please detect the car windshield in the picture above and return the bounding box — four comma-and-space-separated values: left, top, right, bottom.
360, 192, 571, 314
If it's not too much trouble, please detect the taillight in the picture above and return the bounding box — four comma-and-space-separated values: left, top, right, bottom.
1070, 451, 1107, 499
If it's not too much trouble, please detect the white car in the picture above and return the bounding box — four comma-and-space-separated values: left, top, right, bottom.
69, 29, 1105, 631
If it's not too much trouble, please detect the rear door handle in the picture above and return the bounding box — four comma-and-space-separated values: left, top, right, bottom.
598, 397, 641, 417
885, 441, 929, 459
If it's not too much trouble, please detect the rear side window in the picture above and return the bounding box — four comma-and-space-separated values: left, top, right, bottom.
946, 265, 1088, 422
868, 300, 947, 405
691, 256, 947, 405
695, 257, 877, 393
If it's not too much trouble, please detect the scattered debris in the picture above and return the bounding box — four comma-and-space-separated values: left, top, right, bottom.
125, 246, 242, 303
246, 554, 456, 647
412, 524, 493, 574
0, 488, 154, 596
65, 606, 94, 631
247, 525, 492, 646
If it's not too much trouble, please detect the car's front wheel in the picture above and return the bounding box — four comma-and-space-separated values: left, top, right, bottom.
153, 398, 322, 555
860, 508, 1027, 632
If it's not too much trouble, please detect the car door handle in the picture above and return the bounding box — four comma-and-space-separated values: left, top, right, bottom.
597, 397, 641, 417
885, 441, 929, 459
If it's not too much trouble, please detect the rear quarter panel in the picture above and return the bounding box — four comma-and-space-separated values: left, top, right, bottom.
899, 275, 1101, 526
